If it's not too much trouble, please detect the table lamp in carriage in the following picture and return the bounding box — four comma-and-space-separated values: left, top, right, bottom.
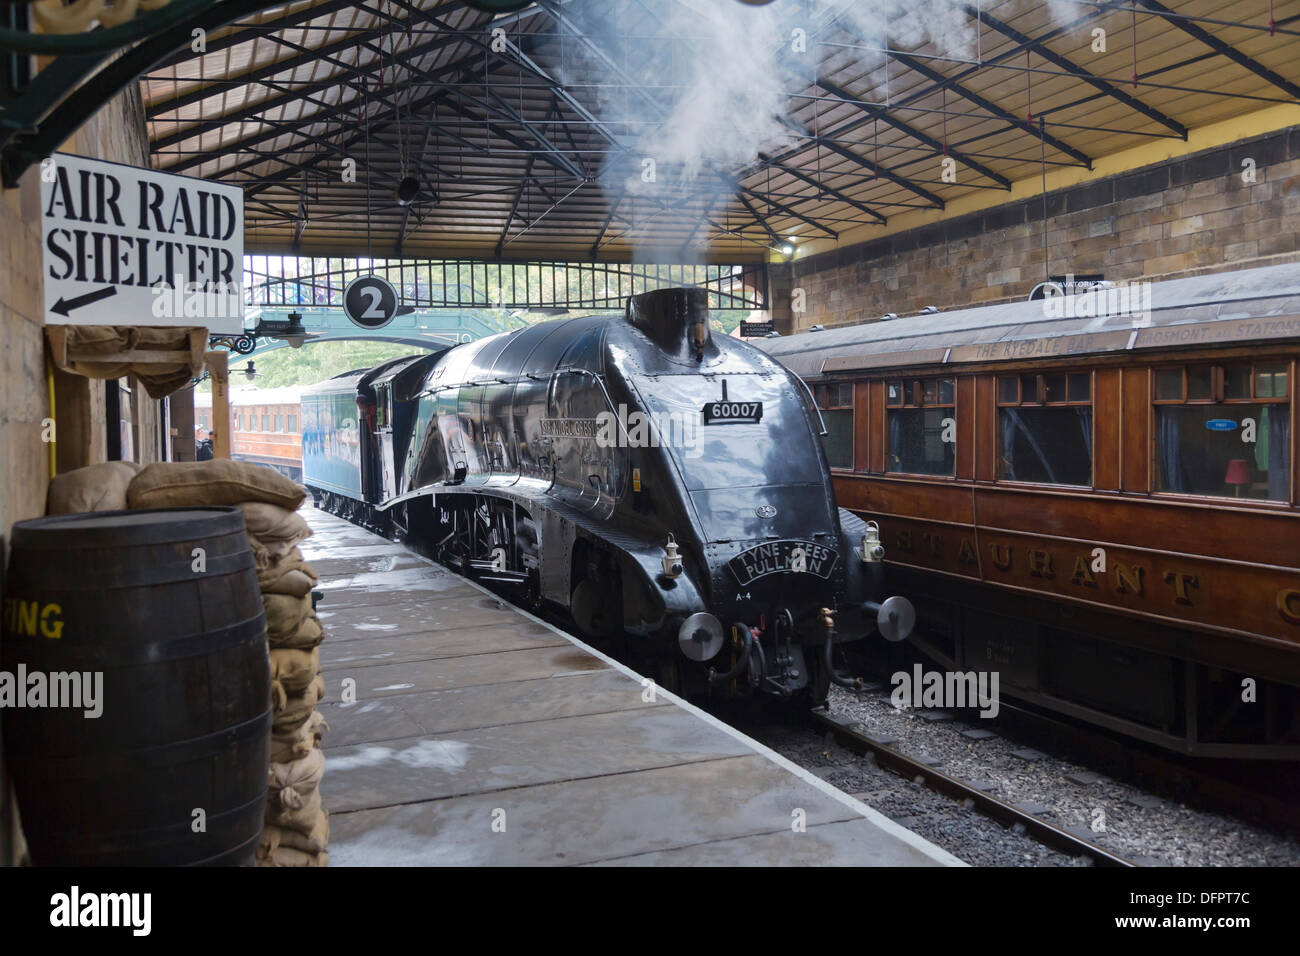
1224, 459, 1251, 497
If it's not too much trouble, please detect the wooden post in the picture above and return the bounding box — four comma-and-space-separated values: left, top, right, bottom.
169, 389, 196, 461
204, 352, 231, 460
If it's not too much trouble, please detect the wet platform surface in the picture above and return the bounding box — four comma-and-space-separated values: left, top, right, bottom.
300, 505, 963, 867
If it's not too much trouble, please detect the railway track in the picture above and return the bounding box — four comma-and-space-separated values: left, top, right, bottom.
968, 696, 1300, 839
807, 707, 1136, 867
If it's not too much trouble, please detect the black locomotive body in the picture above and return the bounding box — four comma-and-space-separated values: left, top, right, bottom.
302, 288, 911, 703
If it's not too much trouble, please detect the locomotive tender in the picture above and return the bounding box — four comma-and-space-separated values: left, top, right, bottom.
302, 288, 912, 704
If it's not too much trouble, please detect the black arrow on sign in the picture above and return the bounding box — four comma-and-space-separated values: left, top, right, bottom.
51, 286, 117, 317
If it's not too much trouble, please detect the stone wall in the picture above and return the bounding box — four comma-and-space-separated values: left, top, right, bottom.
0, 80, 155, 867
771, 127, 1300, 333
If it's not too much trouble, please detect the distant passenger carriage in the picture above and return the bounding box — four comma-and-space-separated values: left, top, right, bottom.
194, 386, 303, 481
760, 262, 1300, 759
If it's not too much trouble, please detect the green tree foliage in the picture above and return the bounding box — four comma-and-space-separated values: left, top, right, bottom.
201, 341, 432, 392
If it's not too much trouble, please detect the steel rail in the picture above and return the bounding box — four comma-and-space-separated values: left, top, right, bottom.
808, 708, 1135, 867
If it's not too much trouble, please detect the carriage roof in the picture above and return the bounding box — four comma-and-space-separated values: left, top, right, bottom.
756, 261, 1300, 378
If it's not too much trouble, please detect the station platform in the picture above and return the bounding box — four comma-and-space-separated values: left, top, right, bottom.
299, 505, 962, 867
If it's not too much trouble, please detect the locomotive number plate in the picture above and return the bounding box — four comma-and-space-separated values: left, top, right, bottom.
729, 540, 838, 586
702, 401, 763, 425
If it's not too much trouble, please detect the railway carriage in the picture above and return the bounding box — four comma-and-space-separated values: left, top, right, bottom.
302, 288, 911, 704
196, 386, 303, 480
760, 262, 1300, 758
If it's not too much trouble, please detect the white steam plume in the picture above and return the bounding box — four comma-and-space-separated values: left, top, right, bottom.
551, 0, 1017, 257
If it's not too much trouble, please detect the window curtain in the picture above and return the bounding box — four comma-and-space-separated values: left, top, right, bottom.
1076, 406, 1092, 453
1000, 409, 1019, 480
1001, 408, 1059, 483
1157, 409, 1184, 492
888, 411, 902, 471
1267, 406, 1290, 501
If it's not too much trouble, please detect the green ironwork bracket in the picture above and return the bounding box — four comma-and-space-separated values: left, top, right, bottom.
1, 0, 282, 187
0, 0, 218, 55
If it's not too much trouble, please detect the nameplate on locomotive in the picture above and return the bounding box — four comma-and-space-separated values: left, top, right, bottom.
702, 401, 763, 425
729, 540, 837, 586
540, 418, 601, 438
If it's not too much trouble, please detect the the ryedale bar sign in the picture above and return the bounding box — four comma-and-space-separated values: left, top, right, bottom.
41, 154, 245, 334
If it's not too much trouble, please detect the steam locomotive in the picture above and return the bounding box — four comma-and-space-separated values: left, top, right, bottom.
301, 288, 913, 704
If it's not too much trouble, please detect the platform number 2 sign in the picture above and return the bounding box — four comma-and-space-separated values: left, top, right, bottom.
344, 275, 399, 330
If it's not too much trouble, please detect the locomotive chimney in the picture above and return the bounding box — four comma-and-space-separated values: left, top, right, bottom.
625, 287, 716, 362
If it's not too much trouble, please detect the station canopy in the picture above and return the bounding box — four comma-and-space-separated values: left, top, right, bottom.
142, 0, 1300, 262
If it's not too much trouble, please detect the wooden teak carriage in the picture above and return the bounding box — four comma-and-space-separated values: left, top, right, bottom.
762, 262, 1300, 758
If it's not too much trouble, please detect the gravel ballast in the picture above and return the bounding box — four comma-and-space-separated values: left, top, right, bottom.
745, 686, 1300, 867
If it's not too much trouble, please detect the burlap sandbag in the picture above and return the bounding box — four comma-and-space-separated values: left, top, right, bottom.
257, 548, 319, 590
278, 809, 329, 855
260, 811, 329, 858
270, 647, 319, 696
259, 845, 328, 868
268, 746, 325, 812
272, 675, 325, 731
270, 710, 328, 763
263, 568, 316, 597
272, 614, 323, 651
264, 592, 312, 641
127, 460, 307, 510
241, 503, 313, 570
256, 824, 328, 867
239, 501, 311, 540
53, 326, 203, 399
265, 783, 321, 833
249, 536, 305, 572
46, 461, 141, 515
270, 647, 319, 712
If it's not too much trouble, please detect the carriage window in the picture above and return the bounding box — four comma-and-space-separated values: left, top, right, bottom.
997, 373, 1092, 486
287, 413, 298, 434
274, 414, 283, 432
261, 413, 270, 431
814, 383, 853, 470
1154, 362, 1290, 501
887, 378, 955, 477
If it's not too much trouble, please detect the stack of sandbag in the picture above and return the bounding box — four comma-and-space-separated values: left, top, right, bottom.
126, 460, 331, 866
46, 461, 142, 514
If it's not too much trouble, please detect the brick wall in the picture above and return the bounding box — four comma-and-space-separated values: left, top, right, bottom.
771, 127, 1300, 333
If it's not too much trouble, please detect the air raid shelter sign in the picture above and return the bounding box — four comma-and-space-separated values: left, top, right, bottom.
41, 154, 245, 333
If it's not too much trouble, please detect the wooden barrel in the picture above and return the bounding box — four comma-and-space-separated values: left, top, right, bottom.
1, 507, 270, 865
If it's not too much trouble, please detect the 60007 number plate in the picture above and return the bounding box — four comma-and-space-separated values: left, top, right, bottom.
702, 401, 763, 425
729, 540, 838, 586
